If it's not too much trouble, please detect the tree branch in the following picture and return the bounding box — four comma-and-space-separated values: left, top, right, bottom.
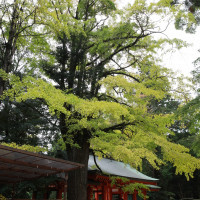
22, 101, 59, 128
101, 122, 134, 132
87, 32, 150, 69
103, 71, 140, 83
98, 94, 132, 107
91, 149, 103, 173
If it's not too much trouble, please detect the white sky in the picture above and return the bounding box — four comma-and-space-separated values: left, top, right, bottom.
117, 0, 200, 77
162, 24, 200, 77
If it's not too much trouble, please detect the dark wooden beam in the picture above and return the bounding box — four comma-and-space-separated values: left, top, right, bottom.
0, 173, 32, 181
0, 166, 43, 176
0, 144, 84, 168
0, 157, 61, 172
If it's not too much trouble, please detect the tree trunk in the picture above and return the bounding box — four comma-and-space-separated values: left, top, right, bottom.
0, 77, 5, 96
192, 170, 199, 199
66, 137, 90, 200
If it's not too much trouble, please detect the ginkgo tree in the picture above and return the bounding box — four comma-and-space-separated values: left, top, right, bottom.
0, 0, 199, 200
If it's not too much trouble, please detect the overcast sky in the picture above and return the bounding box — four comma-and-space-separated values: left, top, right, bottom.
117, 0, 200, 77
162, 24, 200, 77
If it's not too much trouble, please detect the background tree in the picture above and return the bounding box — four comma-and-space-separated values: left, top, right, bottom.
0, 99, 59, 146
0, 0, 39, 94
172, 0, 200, 32
143, 95, 200, 200
0, 0, 58, 146
178, 56, 200, 149
144, 50, 200, 198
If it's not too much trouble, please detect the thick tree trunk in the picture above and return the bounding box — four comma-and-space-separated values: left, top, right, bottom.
0, 77, 5, 96
192, 170, 199, 199
66, 138, 90, 200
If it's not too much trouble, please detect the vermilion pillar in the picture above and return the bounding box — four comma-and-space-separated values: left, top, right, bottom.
143, 190, 147, 200
32, 191, 37, 200
64, 173, 68, 200
102, 185, 108, 200
87, 185, 93, 200
133, 191, 137, 200
43, 190, 48, 200
56, 189, 63, 200
94, 187, 98, 200
123, 192, 128, 200
108, 186, 112, 200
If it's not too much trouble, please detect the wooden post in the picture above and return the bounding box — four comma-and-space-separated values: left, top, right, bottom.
43, 189, 48, 200
119, 188, 123, 200
32, 191, 37, 200
87, 185, 93, 200
102, 185, 107, 200
11, 183, 15, 200
57, 188, 63, 200
123, 192, 128, 200
64, 173, 68, 200
108, 186, 112, 200
133, 191, 137, 200
143, 190, 147, 200
95, 186, 98, 200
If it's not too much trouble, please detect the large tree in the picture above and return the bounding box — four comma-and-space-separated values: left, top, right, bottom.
1, 1, 200, 200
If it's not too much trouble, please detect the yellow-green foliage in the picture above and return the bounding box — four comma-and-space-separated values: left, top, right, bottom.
1, 69, 200, 179
1, 142, 47, 153
110, 176, 149, 198
0, 0, 199, 181
0, 194, 7, 200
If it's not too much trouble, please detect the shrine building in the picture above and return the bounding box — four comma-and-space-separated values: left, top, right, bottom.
87, 155, 160, 200
0, 145, 160, 200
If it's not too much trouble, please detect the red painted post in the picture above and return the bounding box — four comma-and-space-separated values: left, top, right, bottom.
32, 191, 37, 200
43, 190, 48, 200
143, 190, 147, 200
56, 189, 63, 200
102, 185, 107, 200
123, 192, 128, 200
133, 191, 137, 200
63, 173, 68, 200
108, 186, 112, 200
95, 187, 98, 200
87, 185, 93, 200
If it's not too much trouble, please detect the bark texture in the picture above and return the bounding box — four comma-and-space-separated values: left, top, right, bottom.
66, 137, 90, 200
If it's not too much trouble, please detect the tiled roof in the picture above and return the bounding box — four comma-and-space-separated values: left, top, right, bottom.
88, 155, 158, 182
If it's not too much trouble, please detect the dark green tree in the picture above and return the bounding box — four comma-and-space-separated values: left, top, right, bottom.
0, 0, 58, 147
0, 99, 59, 146
172, 0, 200, 32
0, 0, 39, 95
